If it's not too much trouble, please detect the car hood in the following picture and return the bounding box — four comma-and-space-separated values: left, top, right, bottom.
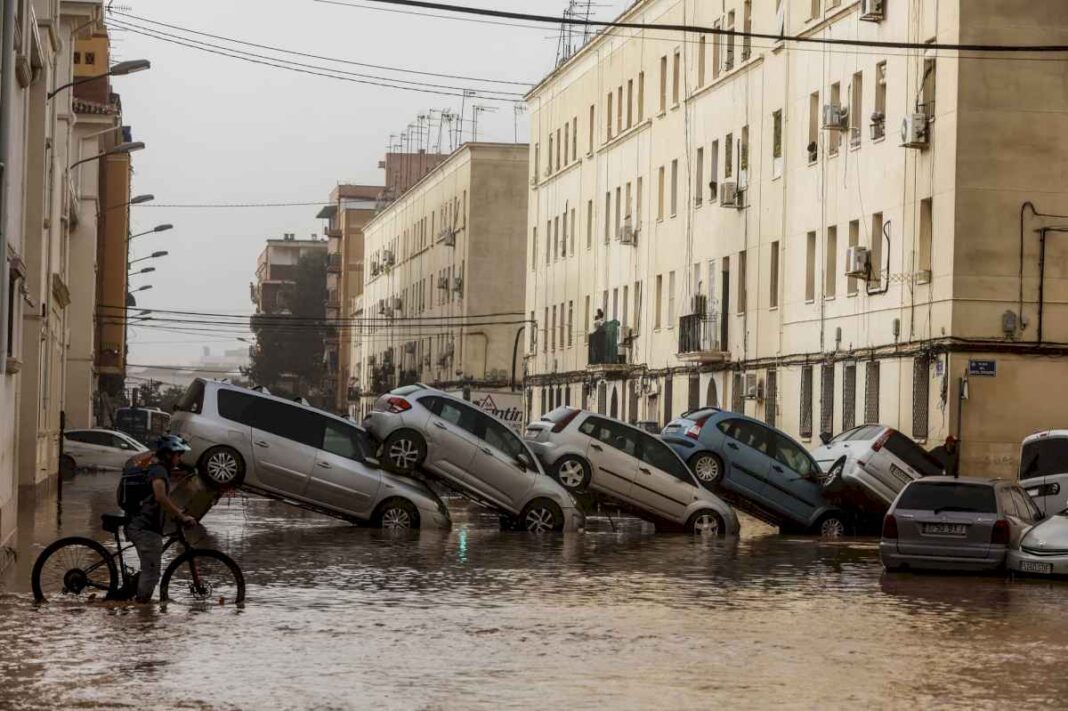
1022, 514, 1068, 550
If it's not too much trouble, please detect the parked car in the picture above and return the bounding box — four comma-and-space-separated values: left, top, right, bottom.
662, 410, 850, 536
523, 407, 740, 536
811, 425, 944, 513
880, 477, 1039, 573
114, 406, 171, 447
1008, 505, 1068, 577
364, 385, 584, 533
61, 429, 149, 474
1018, 430, 1068, 516
170, 379, 451, 530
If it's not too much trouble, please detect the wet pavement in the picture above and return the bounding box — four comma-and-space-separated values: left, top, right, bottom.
3, 473, 1068, 710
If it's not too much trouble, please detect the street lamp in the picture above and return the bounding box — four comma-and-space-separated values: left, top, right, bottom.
70, 141, 144, 171
128, 250, 168, 267
48, 59, 151, 100
128, 224, 173, 241
101, 194, 155, 215
128, 285, 153, 294
128, 266, 156, 277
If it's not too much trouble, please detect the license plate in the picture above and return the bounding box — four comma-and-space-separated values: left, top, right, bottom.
922, 523, 967, 536
1020, 560, 1053, 575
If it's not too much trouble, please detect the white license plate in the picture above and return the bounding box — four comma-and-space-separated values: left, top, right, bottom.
922, 523, 967, 536
1020, 560, 1053, 575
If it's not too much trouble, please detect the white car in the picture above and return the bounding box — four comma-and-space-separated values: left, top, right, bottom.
1019, 430, 1068, 516
1008, 507, 1068, 577
62, 429, 148, 474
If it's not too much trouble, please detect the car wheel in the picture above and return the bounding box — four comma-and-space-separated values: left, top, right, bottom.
199, 446, 246, 489
553, 456, 591, 492
689, 452, 724, 486
687, 509, 726, 536
519, 499, 564, 533
373, 498, 420, 530
820, 459, 846, 490
816, 513, 849, 538
382, 431, 427, 473
59, 455, 77, 478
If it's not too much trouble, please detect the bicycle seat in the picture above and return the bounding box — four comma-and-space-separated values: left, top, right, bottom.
101, 512, 129, 534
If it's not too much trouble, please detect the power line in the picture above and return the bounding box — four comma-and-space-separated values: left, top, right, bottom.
313, 0, 554, 33
109, 10, 535, 87
97, 304, 526, 322
135, 201, 332, 208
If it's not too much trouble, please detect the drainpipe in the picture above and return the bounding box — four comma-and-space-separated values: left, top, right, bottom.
0, 0, 17, 364
510, 326, 524, 391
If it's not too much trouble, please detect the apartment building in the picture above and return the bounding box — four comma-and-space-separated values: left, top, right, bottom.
251, 234, 327, 314
356, 142, 527, 417
525, 0, 1068, 477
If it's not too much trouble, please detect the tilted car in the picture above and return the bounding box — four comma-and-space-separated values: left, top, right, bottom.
170, 379, 450, 530
811, 425, 943, 513
880, 477, 1039, 573
1008, 506, 1068, 577
662, 410, 850, 536
524, 407, 740, 536
364, 385, 584, 533
1018, 430, 1068, 516
61, 429, 149, 474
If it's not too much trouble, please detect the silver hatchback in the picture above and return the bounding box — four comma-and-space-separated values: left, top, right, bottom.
524, 407, 740, 536
364, 386, 584, 533
170, 379, 450, 530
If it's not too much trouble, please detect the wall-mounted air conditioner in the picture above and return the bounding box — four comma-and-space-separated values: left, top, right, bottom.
720, 182, 740, 208
901, 113, 929, 148
860, 0, 885, 22
744, 373, 763, 401
382, 250, 395, 266
845, 246, 871, 278
619, 219, 637, 245
452, 276, 463, 294
823, 104, 849, 131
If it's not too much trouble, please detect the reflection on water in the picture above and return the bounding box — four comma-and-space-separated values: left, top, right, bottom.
3, 472, 1068, 710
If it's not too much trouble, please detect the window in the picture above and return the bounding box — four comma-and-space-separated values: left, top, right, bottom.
634, 281, 642, 332
921, 58, 936, 114
825, 226, 837, 298
695, 147, 704, 206
636, 176, 643, 225
742, 1, 752, 60
85, 51, 96, 65
545, 220, 551, 264
737, 250, 747, 313
740, 125, 749, 174
607, 92, 614, 140
637, 72, 645, 121
604, 192, 612, 242
765, 370, 778, 427
670, 159, 679, 216
800, 365, 814, 439
551, 306, 557, 351
567, 301, 574, 347
847, 220, 860, 295
659, 55, 668, 113
322, 421, 367, 461
870, 212, 884, 289
563, 123, 569, 165
570, 208, 576, 254
627, 79, 634, 128
217, 390, 260, 427
850, 71, 863, 147
483, 416, 525, 460
624, 182, 633, 221
560, 301, 566, 346
668, 271, 676, 323
805, 231, 817, 302
617, 85, 624, 134
864, 361, 880, 424
530, 311, 536, 351
842, 364, 856, 431
73, 51, 81, 64
561, 212, 568, 257
582, 416, 640, 457
808, 92, 820, 162
572, 117, 578, 158
553, 216, 560, 260
543, 308, 548, 352
584, 295, 591, 338
611, 288, 619, 321
919, 198, 933, 281
829, 82, 842, 155
820, 364, 834, 436
713, 20, 722, 79
655, 274, 663, 329
657, 166, 665, 219
640, 434, 693, 483
531, 227, 537, 270
769, 241, 780, 308
586, 200, 594, 248
725, 133, 733, 178
548, 133, 554, 173
809, 0, 820, 20
710, 140, 719, 200
773, 433, 817, 478
672, 49, 681, 105
1021, 438, 1068, 480
615, 186, 622, 235
912, 356, 930, 440
725, 11, 735, 70
175, 381, 205, 414
897, 482, 997, 514
717, 418, 770, 454
874, 62, 887, 140
588, 104, 595, 153
533, 143, 540, 180
253, 399, 323, 448
772, 110, 783, 178
698, 37, 707, 87
622, 285, 629, 328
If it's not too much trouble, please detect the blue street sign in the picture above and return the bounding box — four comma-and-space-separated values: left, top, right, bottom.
968, 359, 997, 376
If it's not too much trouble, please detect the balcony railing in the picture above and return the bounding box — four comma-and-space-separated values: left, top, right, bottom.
327, 253, 342, 273
588, 321, 626, 367
678, 313, 723, 359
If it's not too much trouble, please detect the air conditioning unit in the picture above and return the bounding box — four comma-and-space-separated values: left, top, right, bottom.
436, 276, 449, 289
859, 0, 885, 22
441, 229, 456, 247
382, 250, 395, 266
619, 221, 637, 245
720, 182, 740, 208
845, 245, 871, 278
901, 113, 929, 148
823, 104, 849, 131
744, 373, 763, 400
452, 276, 463, 293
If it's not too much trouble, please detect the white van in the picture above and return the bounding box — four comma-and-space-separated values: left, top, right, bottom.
1019, 430, 1068, 516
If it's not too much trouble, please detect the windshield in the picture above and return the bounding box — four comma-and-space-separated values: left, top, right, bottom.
1020, 438, 1068, 480
830, 425, 883, 444
896, 482, 997, 513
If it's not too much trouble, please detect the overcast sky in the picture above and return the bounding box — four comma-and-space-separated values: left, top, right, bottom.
117, 0, 629, 368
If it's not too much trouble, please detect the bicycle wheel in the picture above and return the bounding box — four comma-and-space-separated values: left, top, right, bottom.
159, 548, 245, 606
31, 537, 118, 603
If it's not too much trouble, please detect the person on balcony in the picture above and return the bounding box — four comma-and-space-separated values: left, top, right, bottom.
593, 309, 605, 332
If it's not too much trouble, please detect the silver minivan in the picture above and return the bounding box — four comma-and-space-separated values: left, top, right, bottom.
1019, 430, 1068, 516
170, 379, 450, 530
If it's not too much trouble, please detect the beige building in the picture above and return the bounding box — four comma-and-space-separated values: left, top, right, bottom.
525, 0, 1068, 477
356, 143, 528, 417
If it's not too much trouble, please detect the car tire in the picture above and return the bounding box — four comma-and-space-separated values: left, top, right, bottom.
686, 509, 726, 537
689, 452, 724, 487
518, 499, 564, 533
372, 498, 420, 530
553, 456, 591, 492
815, 512, 849, 538
59, 455, 77, 478
820, 459, 846, 491
382, 430, 427, 473
199, 446, 246, 489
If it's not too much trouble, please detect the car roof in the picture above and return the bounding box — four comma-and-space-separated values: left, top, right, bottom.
204, 378, 363, 430
396, 386, 520, 429
67, 428, 127, 436
906, 476, 1009, 487
1022, 430, 1068, 445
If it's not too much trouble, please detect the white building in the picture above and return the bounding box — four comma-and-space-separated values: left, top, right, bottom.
525, 0, 1068, 477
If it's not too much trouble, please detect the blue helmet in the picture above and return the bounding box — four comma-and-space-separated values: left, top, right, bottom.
156, 434, 191, 456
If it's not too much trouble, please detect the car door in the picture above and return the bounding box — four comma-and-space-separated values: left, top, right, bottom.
468, 414, 536, 511
714, 418, 772, 498
420, 396, 480, 485
577, 416, 641, 503
767, 433, 828, 526
630, 432, 701, 522
1019, 437, 1068, 516
63, 431, 96, 466
81, 431, 120, 469
1007, 487, 1041, 546
247, 397, 322, 496
305, 417, 383, 519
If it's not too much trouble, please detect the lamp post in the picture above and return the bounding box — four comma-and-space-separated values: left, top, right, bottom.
48, 59, 151, 100
70, 140, 144, 171
102, 194, 154, 214
128, 223, 173, 241
128, 266, 156, 277
128, 250, 168, 267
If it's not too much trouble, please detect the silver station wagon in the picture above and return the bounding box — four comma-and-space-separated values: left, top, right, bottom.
170, 379, 451, 530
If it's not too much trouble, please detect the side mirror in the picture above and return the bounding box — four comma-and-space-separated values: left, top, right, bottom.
819, 431, 832, 445
516, 452, 535, 471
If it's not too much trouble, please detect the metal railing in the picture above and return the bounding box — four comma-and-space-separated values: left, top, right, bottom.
587, 321, 623, 366
678, 313, 720, 354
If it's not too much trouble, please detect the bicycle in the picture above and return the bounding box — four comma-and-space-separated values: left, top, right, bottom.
31, 511, 245, 605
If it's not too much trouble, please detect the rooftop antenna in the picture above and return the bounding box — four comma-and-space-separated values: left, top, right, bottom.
512, 104, 526, 144
458, 89, 476, 147
472, 104, 497, 143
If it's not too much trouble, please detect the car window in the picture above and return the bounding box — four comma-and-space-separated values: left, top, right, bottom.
64, 431, 94, 444
639, 434, 693, 483
897, 482, 997, 513
217, 390, 260, 427
885, 431, 943, 477
175, 380, 205, 414
249, 398, 324, 448
1020, 437, 1068, 480
718, 419, 770, 454
417, 395, 441, 413
78, 431, 112, 447
1010, 488, 1039, 522
773, 434, 816, 477
997, 488, 1020, 518
321, 419, 365, 460
483, 416, 525, 460
582, 416, 639, 457
435, 400, 482, 436
107, 434, 132, 450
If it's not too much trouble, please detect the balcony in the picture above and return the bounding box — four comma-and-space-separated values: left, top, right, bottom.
677, 313, 728, 362
587, 321, 631, 372
327, 252, 342, 273
326, 291, 341, 308
325, 227, 342, 239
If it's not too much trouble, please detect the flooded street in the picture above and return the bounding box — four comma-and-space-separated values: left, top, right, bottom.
3, 474, 1068, 710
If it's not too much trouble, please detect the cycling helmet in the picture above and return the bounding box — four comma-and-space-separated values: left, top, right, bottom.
156, 434, 191, 456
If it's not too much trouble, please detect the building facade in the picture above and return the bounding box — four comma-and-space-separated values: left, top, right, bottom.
356, 143, 528, 418
251, 234, 327, 314
525, 0, 1068, 477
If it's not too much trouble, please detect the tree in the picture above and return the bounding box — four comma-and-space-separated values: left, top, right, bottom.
246, 252, 327, 404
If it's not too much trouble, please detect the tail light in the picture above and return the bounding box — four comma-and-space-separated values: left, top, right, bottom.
991, 519, 1010, 545
685, 414, 712, 440
871, 429, 892, 452
882, 514, 898, 539
385, 397, 412, 414
551, 408, 580, 433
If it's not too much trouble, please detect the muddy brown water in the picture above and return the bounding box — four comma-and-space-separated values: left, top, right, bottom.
2, 472, 1068, 710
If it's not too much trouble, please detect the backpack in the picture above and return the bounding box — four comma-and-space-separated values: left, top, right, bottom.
117, 457, 156, 516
